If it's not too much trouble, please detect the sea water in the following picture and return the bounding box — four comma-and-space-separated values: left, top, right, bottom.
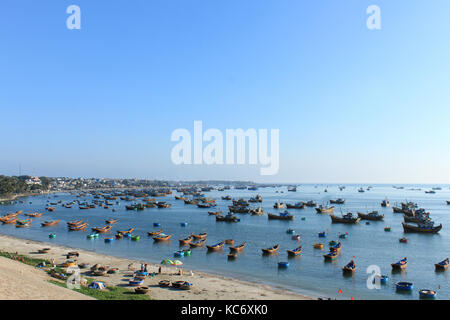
0, 184, 448, 300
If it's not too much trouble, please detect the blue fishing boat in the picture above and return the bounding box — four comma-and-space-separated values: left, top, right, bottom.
278, 262, 289, 268
318, 232, 326, 238
374, 275, 389, 284
104, 238, 114, 243
419, 289, 437, 299
286, 228, 295, 234
396, 282, 413, 291
174, 250, 185, 257
339, 233, 348, 239
153, 222, 161, 227
180, 222, 188, 227
129, 279, 144, 286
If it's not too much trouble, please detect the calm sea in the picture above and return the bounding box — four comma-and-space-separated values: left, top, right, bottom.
1, 184, 449, 300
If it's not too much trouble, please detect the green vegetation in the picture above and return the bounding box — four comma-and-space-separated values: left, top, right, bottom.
0, 250, 51, 268
0, 175, 49, 196
49, 278, 151, 300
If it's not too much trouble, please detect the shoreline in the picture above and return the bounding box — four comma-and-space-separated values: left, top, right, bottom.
0, 233, 315, 300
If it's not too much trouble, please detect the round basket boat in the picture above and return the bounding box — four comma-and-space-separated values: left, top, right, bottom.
129, 279, 144, 286
374, 275, 388, 284
158, 280, 171, 288
93, 270, 107, 276
419, 289, 437, 299
135, 286, 149, 294
174, 251, 184, 257
395, 282, 413, 292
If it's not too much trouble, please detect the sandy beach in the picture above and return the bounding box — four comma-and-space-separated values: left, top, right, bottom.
0, 234, 313, 300
0, 255, 93, 300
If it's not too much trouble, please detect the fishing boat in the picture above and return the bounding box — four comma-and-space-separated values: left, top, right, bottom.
106, 219, 118, 224
67, 220, 84, 226
148, 229, 163, 236
419, 289, 437, 299
384, 226, 391, 232
286, 202, 305, 209
46, 207, 55, 212
131, 235, 140, 241
189, 239, 206, 248
395, 282, 413, 291
179, 236, 192, 245
339, 233, 348, 239
41, 220, 60, 227
207, 241, 225, 251
229, 242, 246, 252
357, 211, 384, 221
208, 211, 222, 216
323, 251, 339, 260
278, 262, 289, 268
273, 201, 285, 209
446, 201, 450, 205
342, 260, 356, 273
117, 228, 135, 235
330, 199, 345, 204
330, 213, 360, 224
402, 222, 442, 234
403, 213, 431, 224
153, 234, 172, 242
381, 199, 390, 207
434, 258, 449, 270
157, 202, 171, 208
216, 214, 240, 222
25, 212, 42, 218
129, 279, 144, 286
374, 275, 389, 284
228, 206, 250, 214
303, 200, 317, 207
268, 211, 294, 221
315, 205, 335, 214
287, 246, 302, 256
329, 242, 342, 252
225, 239, 234, 245
228, 253, 238, 260
399, 237, 408, 243
16, 221, 31, 228
91, 225, 112, 233
391, 257, 408, 270
192, 232, 207, 240
69, 223, 88, 231
249, 207, 264, 215
261, 244, 279, 254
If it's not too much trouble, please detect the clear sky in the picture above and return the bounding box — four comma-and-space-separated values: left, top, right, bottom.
1, 1, 450, 183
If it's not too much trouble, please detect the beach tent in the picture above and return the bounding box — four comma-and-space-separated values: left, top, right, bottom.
89, 281, 106, 290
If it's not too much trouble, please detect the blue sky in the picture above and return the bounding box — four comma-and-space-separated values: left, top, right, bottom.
1, 1, 450, 183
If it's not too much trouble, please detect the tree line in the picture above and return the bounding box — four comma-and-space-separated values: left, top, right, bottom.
0, 175, 50, 196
